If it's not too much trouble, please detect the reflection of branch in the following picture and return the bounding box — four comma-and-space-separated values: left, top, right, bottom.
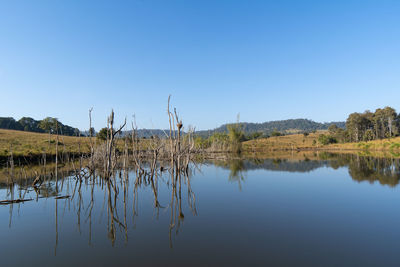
54, 199, 58, 256
185, 173, 197, 216
169, 171, 176, 248
113, 217, 126, 229
0, 143, 199, 248
0, 198, 33, 205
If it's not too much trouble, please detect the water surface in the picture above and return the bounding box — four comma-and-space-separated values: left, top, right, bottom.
1, 154, 400, 266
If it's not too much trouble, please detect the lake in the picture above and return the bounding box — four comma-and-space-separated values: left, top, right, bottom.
1, 153, 400, 266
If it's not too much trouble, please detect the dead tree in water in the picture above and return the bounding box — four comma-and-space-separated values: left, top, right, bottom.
167, 95, 175, 172
0, 97, 200, 247
175, 108, 182, 173
131, 115, 142, 173
88, 108, 95, 173
105, 110, 126, 178
55, 120, 59, 191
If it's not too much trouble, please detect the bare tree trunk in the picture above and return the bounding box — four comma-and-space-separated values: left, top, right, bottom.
55, 121, 58, 192
89, 108, 94, 171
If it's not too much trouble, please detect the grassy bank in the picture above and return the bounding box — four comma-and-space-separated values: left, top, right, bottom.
0, 129, 91, 163
0, 128, 185, 165
243, 131, 325, 151
243, 131, 400, 154
3, 128, 400, 165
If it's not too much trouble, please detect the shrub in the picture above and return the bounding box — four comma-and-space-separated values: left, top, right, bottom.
97, 128, 109, 141
318, 134, 337, 145
271, 130, 282, 137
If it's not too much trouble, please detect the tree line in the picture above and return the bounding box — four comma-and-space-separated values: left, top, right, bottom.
0, 117, 80, 136
321, 106, 399, 144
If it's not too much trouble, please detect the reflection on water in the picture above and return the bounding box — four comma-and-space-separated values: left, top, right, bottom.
213, 153, 400, 187
1, 153, 400, 266
1, 163, 197, 251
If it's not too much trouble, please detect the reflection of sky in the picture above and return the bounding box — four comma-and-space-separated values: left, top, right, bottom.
1, 163, 400, 266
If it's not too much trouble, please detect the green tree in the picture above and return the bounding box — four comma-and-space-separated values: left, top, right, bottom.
271, 129, 282, 137
97, 127, 109, 141
382, 106, 397, 137
18, 117, 42, 132
346, 113, 363, 142
39, 117, 59, 134
328, 124, 339, 135
0, 117, 23, 130
39, 117, 59, 144
363, 129, 374, 141
227, 121, 244, 154
318, 134, 337, 145
334, 128, 349, 143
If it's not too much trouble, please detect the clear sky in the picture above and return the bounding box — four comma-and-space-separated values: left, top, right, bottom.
1, 0, 399, 131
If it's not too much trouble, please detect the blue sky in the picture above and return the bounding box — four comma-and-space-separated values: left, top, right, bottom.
1, 0, 399, 131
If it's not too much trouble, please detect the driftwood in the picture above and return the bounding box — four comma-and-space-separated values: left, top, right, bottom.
0, 199, 33, 205
55, 195, 70, 199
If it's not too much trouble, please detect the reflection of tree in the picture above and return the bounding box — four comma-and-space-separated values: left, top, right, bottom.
345, 155, 400, 187
212, 158, 327, 174
212, 159, 246, 190
3, 152, 400, 253
1, 158, 198, 249
38, 182, 59, 198
212, 154, 400, 188
130, 163, 197, 248
321, 153, 400, 187
228, 160, 245, 190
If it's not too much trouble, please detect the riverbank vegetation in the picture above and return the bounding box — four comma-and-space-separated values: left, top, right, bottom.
319, 106, 400, 144
243, 106, 400, 153
2, 105, 400, 166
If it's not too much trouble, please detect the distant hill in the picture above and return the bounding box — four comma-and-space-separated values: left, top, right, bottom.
0, 116, 345, 138
122, 129, 170, 138
124, 119, 345, 138
195, 119, 345, 137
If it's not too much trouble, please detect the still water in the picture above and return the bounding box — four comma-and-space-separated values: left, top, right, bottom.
1, 154, 400, 266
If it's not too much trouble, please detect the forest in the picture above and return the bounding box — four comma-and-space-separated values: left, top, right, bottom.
321, 106, 400, 144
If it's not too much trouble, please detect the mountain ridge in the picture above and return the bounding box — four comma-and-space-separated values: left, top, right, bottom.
0, 117, 345, 138
194, 118, 345, 137
130, 119, 345, 138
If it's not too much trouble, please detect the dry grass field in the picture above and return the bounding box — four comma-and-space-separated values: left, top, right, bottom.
0, 129, 160, 163
243, 130, 400, 154
326, 136, 400, 152
0, 129, 91, 158
243, 131, 326, 152
2, 128, 400, 163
